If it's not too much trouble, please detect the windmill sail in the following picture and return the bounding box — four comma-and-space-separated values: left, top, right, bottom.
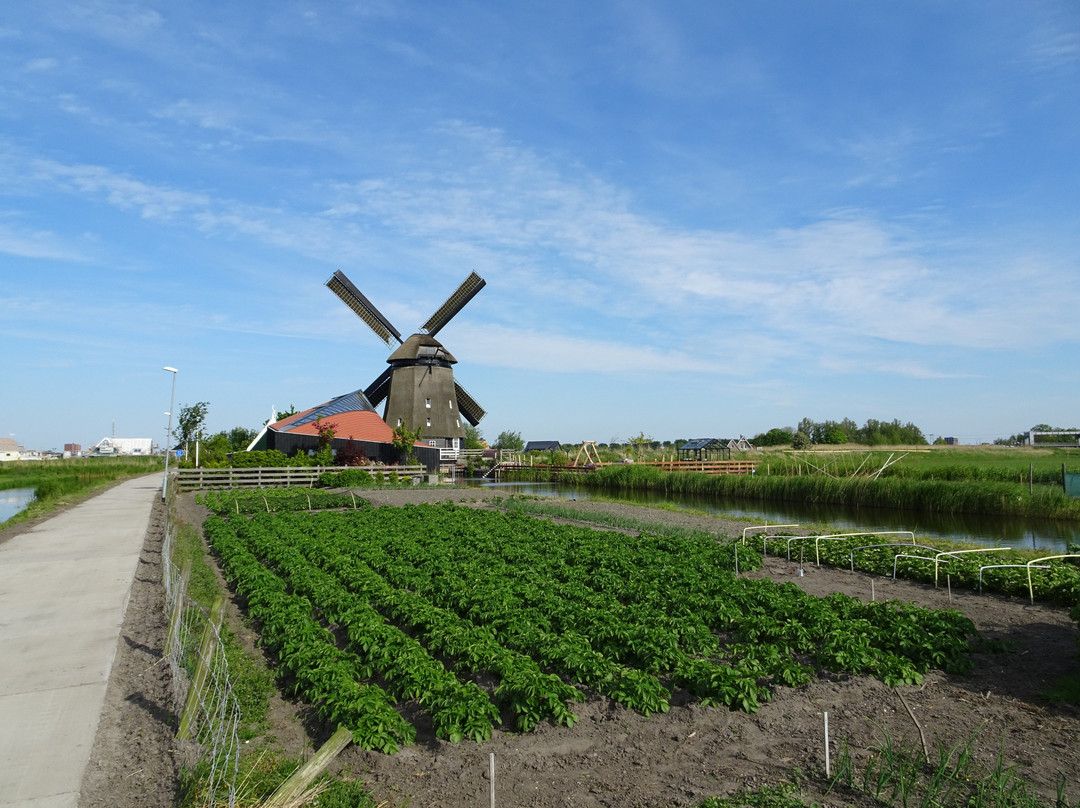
454, 380, 486, 426
363, 367, 393, 409
326, 270, 403, 347
328, 267, 487, 439
422, 271, 486, 337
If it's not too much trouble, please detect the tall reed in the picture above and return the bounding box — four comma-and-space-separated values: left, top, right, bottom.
572, 464, 1080, 520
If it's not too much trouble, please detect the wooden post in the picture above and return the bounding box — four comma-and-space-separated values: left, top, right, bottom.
177, 596, 226, 740
265, 726, 353, 808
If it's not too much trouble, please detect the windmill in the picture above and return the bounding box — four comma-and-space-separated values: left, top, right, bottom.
326, 269, 487, 454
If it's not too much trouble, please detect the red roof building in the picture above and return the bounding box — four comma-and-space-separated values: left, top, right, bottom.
248, 389, 439, 470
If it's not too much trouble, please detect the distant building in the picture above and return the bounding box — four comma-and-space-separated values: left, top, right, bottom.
524, 441, 561, 452
92, 437, 153, 456
64, 443, 82, 454
678, 438, 730, 462
0, 437, 21, 462
944, 437, 959, 446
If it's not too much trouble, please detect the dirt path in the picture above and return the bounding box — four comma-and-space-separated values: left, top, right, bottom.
82, 487, 1080, 808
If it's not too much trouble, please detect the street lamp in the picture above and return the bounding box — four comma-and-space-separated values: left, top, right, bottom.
162, 366, 178, 501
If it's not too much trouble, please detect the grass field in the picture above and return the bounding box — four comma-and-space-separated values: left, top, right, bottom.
0, 457, 163, 526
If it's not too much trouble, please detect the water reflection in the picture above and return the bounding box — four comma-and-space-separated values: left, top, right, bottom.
0, 488, 36, 523
457, 479, 1079, 553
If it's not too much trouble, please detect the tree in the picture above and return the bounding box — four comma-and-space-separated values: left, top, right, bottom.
493, 430, 524, 451
823, 425, 847, 444
227, 426, 257, 452
174, 402, 209, 459
628, 431, 652, 459
464, 424, 485, 450
792, 430, 812, 450
391, 421, 423, 463
754, 428, 795, 447
312, 417, 338, 466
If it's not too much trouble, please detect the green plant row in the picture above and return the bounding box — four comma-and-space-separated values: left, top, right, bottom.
198, 488, 361, 515
261, 512, 584, 731
766, 534, 1080, 607
203, 517, 415, 753
246, 504, 979, 715
228, 515, 500, 742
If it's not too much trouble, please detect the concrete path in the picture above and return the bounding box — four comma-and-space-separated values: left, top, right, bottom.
0, 475, 160, 808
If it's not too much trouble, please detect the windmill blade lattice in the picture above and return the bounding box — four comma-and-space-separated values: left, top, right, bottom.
326, 270, 403, 347
422, 271, 486, 337
454, 380, 486, 426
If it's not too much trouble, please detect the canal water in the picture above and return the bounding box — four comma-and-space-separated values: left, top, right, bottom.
457, 480, 1080, 553
0, 487, 36, 523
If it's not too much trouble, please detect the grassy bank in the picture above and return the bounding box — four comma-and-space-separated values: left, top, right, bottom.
555, 457, 1080, 520
0, 457, 163, 527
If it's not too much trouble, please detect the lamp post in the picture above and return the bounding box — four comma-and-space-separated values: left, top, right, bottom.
162, 366, 178, 501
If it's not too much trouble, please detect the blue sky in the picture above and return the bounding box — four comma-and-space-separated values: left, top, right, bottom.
2, 1, 1078, 451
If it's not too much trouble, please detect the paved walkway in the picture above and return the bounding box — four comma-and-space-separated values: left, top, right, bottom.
0, 475, 160, 808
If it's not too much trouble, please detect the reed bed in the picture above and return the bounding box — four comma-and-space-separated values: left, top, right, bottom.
570, 464, 1080, 520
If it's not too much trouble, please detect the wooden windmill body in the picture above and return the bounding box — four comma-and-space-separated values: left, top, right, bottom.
326, 270, 486, 455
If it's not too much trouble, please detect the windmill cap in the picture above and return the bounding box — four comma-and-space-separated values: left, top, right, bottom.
388, 333, 458, 364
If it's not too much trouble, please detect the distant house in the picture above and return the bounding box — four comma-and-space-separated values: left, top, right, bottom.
725, 436, 755, 452
92, 437, 153, 456
0, 437, 21, 463
524, 441, 561, 452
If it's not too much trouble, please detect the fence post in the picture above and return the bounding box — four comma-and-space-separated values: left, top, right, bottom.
264, 726, 353, 807
178, 596, 226, 741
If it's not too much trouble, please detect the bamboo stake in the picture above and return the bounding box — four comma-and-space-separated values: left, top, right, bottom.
490, 752, 496, 808
823, 712, 830, 777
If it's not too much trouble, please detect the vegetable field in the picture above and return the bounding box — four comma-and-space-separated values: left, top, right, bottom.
202, 498, 985, 753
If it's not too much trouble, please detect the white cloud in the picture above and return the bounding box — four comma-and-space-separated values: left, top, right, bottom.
0, 220, 90, 261
23, 57, 57, 72
53, 2, 164, 46
455, 323, 715, 375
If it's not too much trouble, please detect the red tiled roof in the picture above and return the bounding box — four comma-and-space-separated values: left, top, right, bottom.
272, 407, 395, 444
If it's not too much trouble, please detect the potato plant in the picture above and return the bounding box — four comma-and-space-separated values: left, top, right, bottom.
203, 498, 986, 753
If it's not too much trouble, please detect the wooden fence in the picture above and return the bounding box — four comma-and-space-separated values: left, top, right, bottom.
175, 465, 427, 491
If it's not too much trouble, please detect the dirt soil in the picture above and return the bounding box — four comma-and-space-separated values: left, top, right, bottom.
79, 487, 1080, 808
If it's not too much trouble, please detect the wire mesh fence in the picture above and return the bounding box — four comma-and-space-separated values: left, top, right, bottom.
162, 517, 241, 808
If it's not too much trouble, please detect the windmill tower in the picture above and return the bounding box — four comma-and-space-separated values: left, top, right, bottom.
326, 270, 487, 456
